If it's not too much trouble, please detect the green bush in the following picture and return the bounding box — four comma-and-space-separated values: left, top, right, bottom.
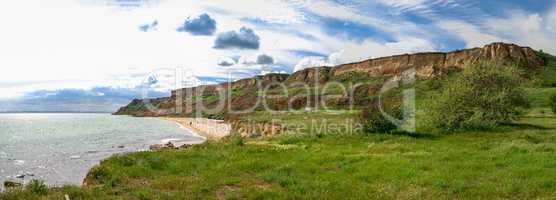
360, 101, 403, 134
89, 166, 112, 182
427, 62, 529, 131
26, 180, 48, 196
232, 136, 245, 146
537, 50, 551, 64
550, 93, 556, 114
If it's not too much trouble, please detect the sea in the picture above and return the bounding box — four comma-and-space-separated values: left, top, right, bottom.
0, 113, 204, 191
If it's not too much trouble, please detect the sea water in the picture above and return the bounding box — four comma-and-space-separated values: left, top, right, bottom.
0, 113, 204, 190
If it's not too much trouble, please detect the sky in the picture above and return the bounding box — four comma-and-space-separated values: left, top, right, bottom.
0, 0, 555, 112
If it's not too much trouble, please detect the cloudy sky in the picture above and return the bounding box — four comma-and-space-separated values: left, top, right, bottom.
1, 0, 555, 112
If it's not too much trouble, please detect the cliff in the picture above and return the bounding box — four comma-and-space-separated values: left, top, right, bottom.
330, 42, 543, 79
114, 42, 546, 117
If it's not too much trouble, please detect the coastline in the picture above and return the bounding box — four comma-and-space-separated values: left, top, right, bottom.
160, 117, 231, 141
1, 114, 208, 191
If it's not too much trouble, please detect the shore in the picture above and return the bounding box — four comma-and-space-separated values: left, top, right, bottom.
161, 117, 231, 141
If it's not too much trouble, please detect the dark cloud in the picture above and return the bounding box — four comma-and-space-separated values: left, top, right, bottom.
217, 57, 236, 67
139, 20, 158, 32
288, 50, 328, 58
213, 27, 260, 50
238, 54, 274, 65
256, 54, 274, 65
177, 13, 217, 36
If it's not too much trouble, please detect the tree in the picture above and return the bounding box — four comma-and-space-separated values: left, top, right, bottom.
360, 100, 403, 134
427, 62, 529, 131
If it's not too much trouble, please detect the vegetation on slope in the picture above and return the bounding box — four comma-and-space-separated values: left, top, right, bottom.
424, 62, 529, 131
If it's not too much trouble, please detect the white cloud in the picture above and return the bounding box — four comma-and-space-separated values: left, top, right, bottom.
479, 10, 556, 53
431, 4, 556, 54
202, 0, 306, 24
3, 0, 554, 102
298, 1, 396, 35
436, 20, 506, 48
1, 0, 438, 100
332, 37, 435, 63
374, 0, 460, 15
293, 37, 435, 72
0, 1, 240, 98
547, 6, 556, 31
294, 56, 332, 72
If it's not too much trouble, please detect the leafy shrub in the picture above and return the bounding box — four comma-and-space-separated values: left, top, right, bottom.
26, 180, 48, 196
232, 136, 245, 146
550, 93, 556, 114
360, 100, 403, 134
537, 50, 551, 64
89, 166, 112, 182
222, 134, 246, 146
203, 112, 225, 120
427, 62, 529, 131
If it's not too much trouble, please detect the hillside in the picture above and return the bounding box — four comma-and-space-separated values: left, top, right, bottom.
115, 42, 545, 118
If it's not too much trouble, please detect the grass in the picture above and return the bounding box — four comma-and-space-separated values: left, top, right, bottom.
535, 51, 556, 87
3, 113, 556, 200
526, 88, 556, 107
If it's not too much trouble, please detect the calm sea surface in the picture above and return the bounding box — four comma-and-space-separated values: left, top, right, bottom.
0, 113, 204, 190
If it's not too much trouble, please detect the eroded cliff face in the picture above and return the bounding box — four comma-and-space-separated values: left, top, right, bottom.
170, 73, 290, 98
285, 67, 332, 86
114, 42, 546, 117
330, 43, 544, 78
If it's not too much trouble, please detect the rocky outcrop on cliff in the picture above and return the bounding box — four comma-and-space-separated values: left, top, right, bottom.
171, 73, 289, 99
285, 67, 332, 86
231, 73, 290, 89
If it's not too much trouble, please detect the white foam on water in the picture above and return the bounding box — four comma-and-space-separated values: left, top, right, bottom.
13, 160, 25, 166
0, 151, 7, 158
69, 156, 81, 160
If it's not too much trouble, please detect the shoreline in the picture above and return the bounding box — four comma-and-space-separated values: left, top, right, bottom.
160, 117, 231, 142
1, 116, 231, 191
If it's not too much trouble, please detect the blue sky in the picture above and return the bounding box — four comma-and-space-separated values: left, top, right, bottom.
0, 0, 555, 111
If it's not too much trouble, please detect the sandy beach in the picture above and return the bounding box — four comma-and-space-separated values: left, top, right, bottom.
161, 117, 231, 141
